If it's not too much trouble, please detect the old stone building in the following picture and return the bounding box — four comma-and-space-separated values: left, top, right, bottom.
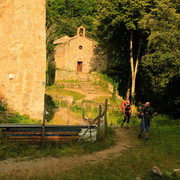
0, 0, 46, 120
54, 26, 107, 81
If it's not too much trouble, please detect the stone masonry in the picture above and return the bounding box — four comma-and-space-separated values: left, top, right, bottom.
54, 26, 108, 82
0, 0, 46, 120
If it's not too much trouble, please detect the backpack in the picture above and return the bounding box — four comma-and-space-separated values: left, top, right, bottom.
121, 101, 126, 110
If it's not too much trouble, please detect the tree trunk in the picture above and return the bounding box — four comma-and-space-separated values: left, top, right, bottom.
126, 74, 131, 100
130, 30, 141, 104
130, 30, 135, 103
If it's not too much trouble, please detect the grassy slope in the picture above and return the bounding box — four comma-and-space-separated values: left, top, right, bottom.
46, 86, 86, 101
36, 119, 180, 180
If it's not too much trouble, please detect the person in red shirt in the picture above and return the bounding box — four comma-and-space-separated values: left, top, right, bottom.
121, 99, 133, 129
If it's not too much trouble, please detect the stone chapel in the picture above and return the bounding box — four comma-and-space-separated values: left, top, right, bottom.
54, 26, 107, 81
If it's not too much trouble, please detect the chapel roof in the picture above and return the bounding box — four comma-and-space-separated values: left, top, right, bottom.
54, 26, 95, 45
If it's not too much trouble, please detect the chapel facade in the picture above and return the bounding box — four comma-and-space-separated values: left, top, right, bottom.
54, 26, 107, 79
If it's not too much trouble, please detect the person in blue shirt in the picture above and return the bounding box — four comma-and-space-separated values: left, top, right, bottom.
138, 102, 157, 141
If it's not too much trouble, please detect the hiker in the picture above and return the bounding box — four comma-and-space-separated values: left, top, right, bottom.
121, 99, 133, 128
138, 102, 157, 142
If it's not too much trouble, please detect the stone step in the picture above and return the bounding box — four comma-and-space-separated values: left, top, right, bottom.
82, 89, 96, 91
82, 89, 97, 92
80, 79, 89, 82
81, 85, 95, 89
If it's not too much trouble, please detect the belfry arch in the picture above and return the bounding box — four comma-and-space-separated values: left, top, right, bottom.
77, 26, 86, 37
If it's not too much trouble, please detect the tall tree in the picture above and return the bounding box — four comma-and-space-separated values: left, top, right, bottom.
96, 0, 150, 102
136, 0, 180, 116
139, 0, 180, 91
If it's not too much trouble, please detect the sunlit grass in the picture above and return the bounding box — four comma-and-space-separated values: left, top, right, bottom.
46, 85, 86, 101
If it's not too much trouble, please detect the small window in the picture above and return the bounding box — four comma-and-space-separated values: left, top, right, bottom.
79, 45, 83, 50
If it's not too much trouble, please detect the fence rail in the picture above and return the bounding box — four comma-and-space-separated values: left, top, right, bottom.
0, 99, 108, 144
0, 124, 97, 144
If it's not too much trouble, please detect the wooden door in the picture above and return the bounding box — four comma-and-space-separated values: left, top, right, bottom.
77, 62, 82, 72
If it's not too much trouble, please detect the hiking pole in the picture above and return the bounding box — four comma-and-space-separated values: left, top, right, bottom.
133, 116, 135, 126
143, 116, 146, 143
156, 116, 161, 144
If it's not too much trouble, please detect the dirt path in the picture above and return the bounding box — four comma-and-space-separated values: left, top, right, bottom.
65, 88, 112, 101
0, 128, 131, 179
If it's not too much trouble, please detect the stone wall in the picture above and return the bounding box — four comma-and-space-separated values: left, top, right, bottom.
55, 69, 80, 82
0, 0, 46, 120
91, 47, 108, 72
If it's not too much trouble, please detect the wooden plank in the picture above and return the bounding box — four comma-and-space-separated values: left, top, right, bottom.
3, 132, 79, 135
8, 136, 79, 141
6, 134, 80, 137
8, 136, 79, 139
0, 124, 96, 129
2, 128, 82, 132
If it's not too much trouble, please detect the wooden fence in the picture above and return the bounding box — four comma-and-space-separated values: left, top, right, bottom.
78, 99, 108, 143
0, 124, 97, 144
0, 99, 108, 144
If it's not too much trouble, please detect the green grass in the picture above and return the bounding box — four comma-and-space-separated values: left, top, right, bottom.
56, 80, 80, 83
0, 128, 115, 161
46, 85, 86, 101
93, 96, 122, 105
0, 111, 40, 124
31, 118, 180, 180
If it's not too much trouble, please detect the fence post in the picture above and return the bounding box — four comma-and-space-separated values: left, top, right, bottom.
104, 99, 108, 134
82, 102, 85, 119
97, 104, 101, 141
59, 100, 61, 110
42, 94, 46, 146
67, 103, 70, 124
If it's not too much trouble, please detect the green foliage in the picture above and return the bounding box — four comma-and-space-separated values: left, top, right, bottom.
136, 0, 180, 117
60, 100, 69, 108
0, 100, 7, 112
6, 113, 33, 124
139, 0, 180, 89
95, 0, 151, 99
70, 104, 83, 113
112, 82, 118, 102
46, 62, 56, 86
99, 72, 114, 84
0, 112, 38, 124
0, 100, 39, 124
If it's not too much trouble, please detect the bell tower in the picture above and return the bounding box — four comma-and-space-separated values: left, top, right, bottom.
77, 26, 86, 37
